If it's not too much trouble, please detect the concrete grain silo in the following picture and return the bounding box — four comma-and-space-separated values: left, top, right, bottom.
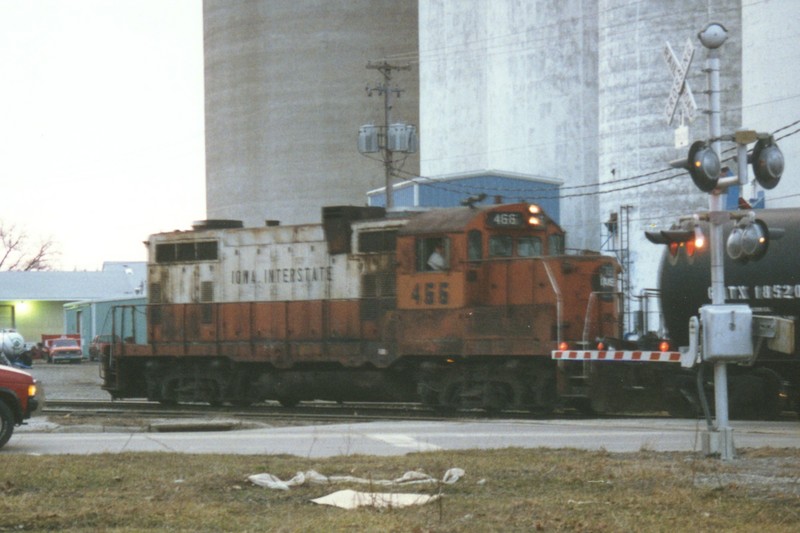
419, 0, 601, 251
203, 0, 419, 226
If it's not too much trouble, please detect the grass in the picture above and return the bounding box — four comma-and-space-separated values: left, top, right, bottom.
0, 447, 798, 532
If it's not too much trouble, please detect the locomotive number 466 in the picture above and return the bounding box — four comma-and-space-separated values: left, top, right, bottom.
411, 282, 450, 305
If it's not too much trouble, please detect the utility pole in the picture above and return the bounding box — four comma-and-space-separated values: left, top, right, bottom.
360, 60, 415, 210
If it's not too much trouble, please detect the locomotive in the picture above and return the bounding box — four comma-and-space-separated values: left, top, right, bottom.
100, 202, 624, 413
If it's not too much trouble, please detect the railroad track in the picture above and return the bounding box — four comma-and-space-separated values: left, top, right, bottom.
40, 399, 475, 426
40, 399, 704, 432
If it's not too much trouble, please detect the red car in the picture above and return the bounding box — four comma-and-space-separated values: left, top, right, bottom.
0, 364, 38, 448
46, 338, 84, 364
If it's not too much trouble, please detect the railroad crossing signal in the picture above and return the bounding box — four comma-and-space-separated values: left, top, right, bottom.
750, 136, 784, 189
670, 140, 721, 192
663, 38, 697, 125
726, 214, 784, 263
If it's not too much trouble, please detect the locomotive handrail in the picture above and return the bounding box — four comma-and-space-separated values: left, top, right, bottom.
581, 291, 625, 346
542, 260, 562, 346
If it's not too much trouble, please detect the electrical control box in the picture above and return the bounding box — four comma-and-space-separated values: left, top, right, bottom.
701, 304, 753, 362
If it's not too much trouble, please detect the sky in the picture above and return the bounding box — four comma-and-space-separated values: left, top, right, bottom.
0, 0, 205, 271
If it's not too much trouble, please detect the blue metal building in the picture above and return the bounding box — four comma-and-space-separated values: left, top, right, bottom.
367, 171, 562, 223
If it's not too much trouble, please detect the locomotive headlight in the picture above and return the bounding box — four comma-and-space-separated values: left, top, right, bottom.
527, 204, 542, 226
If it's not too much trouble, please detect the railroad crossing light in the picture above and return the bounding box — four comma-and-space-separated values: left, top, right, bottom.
726, 218, 783, 262
750, 136, 784, 190
645, 227, 705, 257
671, 141, 721, 192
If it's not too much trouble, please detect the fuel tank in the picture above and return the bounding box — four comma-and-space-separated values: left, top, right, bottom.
0, 329, 25, 358
659, 208, 800, 346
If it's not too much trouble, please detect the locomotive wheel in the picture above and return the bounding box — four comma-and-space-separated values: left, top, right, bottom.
438, 378, 463, 412
529, 374, 556, 416
159, 378, 178, 405
419, 385, 441, 409
278, 397, 299, 408
482, 382, 511, 413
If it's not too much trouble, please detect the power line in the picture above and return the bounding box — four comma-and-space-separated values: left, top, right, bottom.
386, 118, 800, 202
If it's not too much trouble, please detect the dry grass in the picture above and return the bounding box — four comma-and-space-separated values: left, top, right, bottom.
1, 447, 798, 532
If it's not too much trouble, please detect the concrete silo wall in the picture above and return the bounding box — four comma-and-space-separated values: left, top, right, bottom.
204, 0, 419, 227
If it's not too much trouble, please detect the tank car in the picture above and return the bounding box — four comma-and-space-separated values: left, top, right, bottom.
100, 202, 622, 413
658, 207, 800, 418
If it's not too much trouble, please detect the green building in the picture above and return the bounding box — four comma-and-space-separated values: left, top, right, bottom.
0, 263, 146, 358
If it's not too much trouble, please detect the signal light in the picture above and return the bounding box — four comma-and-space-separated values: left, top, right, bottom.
671, 141, 721, 192
693, 226, 705, 249
558, 342, 569, 351
645, 228, 703, 257
750, 136, 783, 190
659, 341, 671, 352
726, 217, 782, 262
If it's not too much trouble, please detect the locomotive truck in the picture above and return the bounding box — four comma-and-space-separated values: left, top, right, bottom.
100, 202, 627, 413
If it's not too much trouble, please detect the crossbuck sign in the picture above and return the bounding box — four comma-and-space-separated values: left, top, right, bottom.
663, 38, 697, 125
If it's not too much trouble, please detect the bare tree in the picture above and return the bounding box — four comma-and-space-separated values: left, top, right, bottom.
0, 222, 57, 271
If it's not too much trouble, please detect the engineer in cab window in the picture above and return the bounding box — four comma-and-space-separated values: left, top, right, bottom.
427, 243, 447, 271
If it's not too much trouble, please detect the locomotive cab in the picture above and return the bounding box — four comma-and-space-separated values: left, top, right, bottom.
395, 204, 564, 307
389, 203, 620, 412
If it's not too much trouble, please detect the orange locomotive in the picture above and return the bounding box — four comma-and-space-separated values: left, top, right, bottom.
101, 202, 620, 412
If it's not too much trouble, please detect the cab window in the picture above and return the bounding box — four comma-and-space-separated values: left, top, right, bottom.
517, 236, 542, 257
489, 235, 512, 257
417, 237, 450, 271
548, 234, 565, 255
468, 230, 482, 261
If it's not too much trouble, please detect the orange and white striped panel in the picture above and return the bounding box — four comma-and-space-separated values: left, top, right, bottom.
551, 350, 682, 363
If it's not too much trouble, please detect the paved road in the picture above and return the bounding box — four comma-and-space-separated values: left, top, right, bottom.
8, 417, 799, 457
7, 362, 798, 457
